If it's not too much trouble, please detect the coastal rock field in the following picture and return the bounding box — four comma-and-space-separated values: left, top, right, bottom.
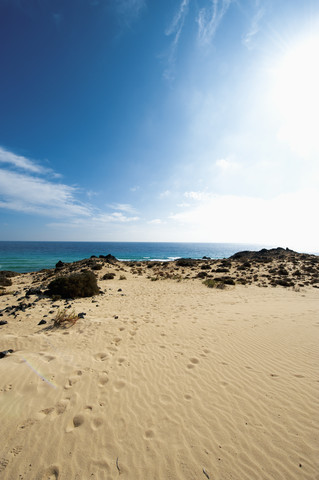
0, 248, 318, 479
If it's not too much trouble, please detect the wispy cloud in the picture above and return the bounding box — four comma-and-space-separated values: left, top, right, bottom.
148, 218, 163, 225
164, 0, 190, 81
242, 7, 265, 49
108, 203, 138, 214
48, 211, 140, 230
115, 0, 146, 25
197, 0, 233, 46
0, 168, 91, 217
0, 147, 141, 227
159, 190, 171, 199
215, 156, 240, 172
0, 146, 59, 177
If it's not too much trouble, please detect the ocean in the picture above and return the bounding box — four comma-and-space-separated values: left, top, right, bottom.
0, 241, 273, 273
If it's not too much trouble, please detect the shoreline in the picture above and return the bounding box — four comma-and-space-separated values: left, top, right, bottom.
0, 248, 318, 479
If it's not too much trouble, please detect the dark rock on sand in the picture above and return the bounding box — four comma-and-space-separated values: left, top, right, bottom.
38, 319, 47, 325
0, 349, 13, 359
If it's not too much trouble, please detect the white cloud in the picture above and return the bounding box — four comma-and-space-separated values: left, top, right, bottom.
148, 218, 163, 224
215, 157, 240, 172
197, 0, 233, 46
242, 7, 265, 49
115, 0, 145, 23
0, 146, 59, 177
0, 169, 91, 217
164, 0, 190, 80
108, 203, 138, 214
169, 190, 319, 251
48, 212, 140, 229
159, 190, 171, 199
184, 191, 208, 201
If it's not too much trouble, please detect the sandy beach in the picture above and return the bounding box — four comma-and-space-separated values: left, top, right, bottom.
0, 250, 318, 480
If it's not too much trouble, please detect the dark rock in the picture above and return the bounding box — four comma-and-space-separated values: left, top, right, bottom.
26, 287, 43, 296
99, 254, 118, 264
55, 260, 65, 269
0, 320, 8, 325
0, 349, 13, 359
78, 312, 86, 319
38, 319, 47, 325
202, 256, 211, 260
118, 288, 122, 292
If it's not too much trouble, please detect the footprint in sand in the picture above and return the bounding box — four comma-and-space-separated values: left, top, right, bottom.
0, 458, 9, 473
144, 429, 155, 439
113, 380, 126, 391
40, 465, 60, 479
18, 418, 37, 430
91, 417, 104, 430
190, 357, 199, 364
66, 414, 85, 432
187, 357, 200, 369
98, 373, 109, 387
10, 445, 23, 457
94, 352, 108, 362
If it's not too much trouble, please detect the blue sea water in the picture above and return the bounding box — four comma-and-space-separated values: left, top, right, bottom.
0, 241, 272, 273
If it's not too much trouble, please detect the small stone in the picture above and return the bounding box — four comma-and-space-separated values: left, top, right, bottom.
78, 312, 86, 319
38, 319, 47, 325
118, 289, 122, 292
0, 320, 8, 325
0, 349, 13, 359
114, 315, 119, 319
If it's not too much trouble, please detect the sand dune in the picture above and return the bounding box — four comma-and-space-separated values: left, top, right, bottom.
0, 256, 318, 479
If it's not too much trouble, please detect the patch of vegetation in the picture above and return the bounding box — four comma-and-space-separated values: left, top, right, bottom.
203, 279, 226, 289
0, 276, 12, 287
53, 308, 79, 327
176, 258, 197, 267
102, 272, 116, 280
92, 263, 103, 270
47, 271, 100, 299
196, 271, 207, 278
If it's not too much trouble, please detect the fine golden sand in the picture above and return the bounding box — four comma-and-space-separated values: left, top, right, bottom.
0, 257, 318, 480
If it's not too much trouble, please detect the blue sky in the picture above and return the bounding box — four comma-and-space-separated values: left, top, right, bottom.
0, 0, 318, 250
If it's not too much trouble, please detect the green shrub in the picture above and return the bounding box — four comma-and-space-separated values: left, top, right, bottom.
203, 279, 226, 289
47, 271, 99, 299
0, 276, 12, 287
102, 272, 116, 280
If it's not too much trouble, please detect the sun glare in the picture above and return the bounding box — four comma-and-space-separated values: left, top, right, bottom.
271, 34, 319, 157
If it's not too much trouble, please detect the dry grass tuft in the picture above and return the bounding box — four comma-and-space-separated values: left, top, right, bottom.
54, 309, 79, 328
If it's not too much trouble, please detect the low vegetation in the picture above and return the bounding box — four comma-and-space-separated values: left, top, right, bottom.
203, 279, 226, 289
102, 272, 116, 280
47, 271, 100, 299
53, 309, 79, 327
